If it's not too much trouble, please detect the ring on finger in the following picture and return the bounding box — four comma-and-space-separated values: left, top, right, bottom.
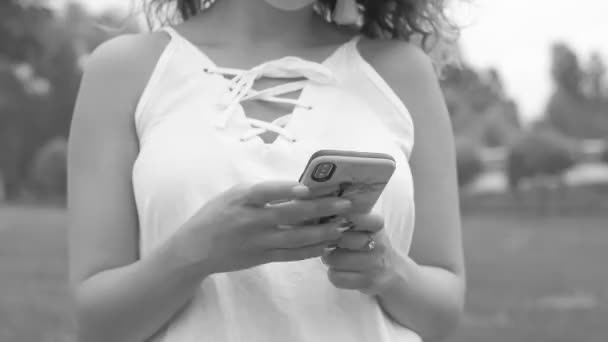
365, 234, 376, 251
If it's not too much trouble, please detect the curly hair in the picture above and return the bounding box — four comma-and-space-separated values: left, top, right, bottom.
144, 0, 460, 65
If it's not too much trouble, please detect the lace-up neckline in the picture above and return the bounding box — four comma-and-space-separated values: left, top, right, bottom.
162, 27, 345, 145
205, 57, 337, 143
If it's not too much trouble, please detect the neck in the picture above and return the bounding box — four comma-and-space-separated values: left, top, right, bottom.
190, 0, 338, 46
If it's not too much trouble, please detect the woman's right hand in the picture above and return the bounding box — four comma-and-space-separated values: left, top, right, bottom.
171, 181, 353, 275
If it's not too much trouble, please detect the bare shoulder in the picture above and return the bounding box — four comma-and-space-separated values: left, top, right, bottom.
355, 37, 452, 148
83, 31, 170, 82
69, 30, 173, 177
356, 37, 436, 83
355, 37, 442, 108
76, 31, 171, 123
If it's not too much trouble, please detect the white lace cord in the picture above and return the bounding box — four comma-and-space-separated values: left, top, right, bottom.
244, 117, 295, 142
215, 67, 262, 125
205, 57, 336, 142
213, 68, 311, 125
243, 80, 311, 107
214, 76, 311, 132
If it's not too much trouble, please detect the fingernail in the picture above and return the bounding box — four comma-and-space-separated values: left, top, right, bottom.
339, 219, 352, 227
277, 224, 295, 230
336, 226, 350, 233
334, 199, 352, 211
336, 220, 354, 233
321, 251, 332, 264
292, 185, 309, 196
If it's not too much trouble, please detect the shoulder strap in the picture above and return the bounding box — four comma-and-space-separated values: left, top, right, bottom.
345, 34, 363, 57
160, 26, 181, 41
159, 26, 215, 66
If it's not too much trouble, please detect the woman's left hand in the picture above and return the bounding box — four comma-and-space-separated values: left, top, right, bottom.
322, 213, 399, 296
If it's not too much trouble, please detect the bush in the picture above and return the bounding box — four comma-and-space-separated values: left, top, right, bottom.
28, 136, 67, 201
455, 138, 484, 188
0, 172, 4, 201
506, 128, 579, 190
602, 144, 608, 164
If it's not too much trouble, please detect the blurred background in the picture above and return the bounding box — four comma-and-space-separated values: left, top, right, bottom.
1, 0, 607, 341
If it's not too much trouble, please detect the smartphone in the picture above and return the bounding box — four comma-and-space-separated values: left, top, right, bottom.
297, 149, 396, 223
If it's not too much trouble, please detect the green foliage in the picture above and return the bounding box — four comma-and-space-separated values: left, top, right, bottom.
545, 43, 608, 139
506, 127, 579, 190
0, 1, 138, 201
583, 52, 607, 100
481, 101, 520, 148
601, 145, 608, 164
441, 64, 522, 148
546, 88, 608, 139
455, 138, 484, 188
551, 43, 583, 96
0, 1, 54, 61
28, 137, 68, 200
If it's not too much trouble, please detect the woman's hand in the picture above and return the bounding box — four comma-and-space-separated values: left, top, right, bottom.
170, 181, 353, 275
322, 213, 399, 296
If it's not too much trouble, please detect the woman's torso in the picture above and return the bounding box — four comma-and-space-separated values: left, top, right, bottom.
132, 26, 419, 342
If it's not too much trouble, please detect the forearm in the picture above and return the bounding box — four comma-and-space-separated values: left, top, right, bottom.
75, 238, 208, 342
376, 251, 465, 342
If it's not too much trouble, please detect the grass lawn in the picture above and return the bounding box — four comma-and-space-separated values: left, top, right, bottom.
0, 206, 72, 342
454, 213, 608, 342
1, 205, 607, 342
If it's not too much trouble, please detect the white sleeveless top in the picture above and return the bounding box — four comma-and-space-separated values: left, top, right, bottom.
132, 27, 419, 342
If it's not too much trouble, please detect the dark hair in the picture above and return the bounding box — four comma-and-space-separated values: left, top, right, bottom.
144, 0, 460, 66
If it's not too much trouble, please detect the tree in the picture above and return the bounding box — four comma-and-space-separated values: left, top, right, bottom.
0, 1, 54, 62
506, 127, 579, 190
551, 43, 583, 97
0, 1, 56, 200
28, 136, 67, 200
455, 138, 484, 188
545, 43, 608, 139
583, 52, 607, 101
481, 100, 521, 148
0, 1, 138, 201
602, 144, 608, 164
441, 61, 523, 148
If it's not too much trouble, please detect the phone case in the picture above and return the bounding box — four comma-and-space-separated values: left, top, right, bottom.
298, 150, 396, 219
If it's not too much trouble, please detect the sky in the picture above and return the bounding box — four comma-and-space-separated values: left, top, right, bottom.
456, 1, 608, 123
50, 0, 608, 123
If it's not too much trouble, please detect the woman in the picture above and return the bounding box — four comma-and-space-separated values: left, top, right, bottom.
67, 0, 465, 341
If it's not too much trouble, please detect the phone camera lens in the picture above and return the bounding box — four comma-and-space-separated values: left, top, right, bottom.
312, 162, 336, 182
